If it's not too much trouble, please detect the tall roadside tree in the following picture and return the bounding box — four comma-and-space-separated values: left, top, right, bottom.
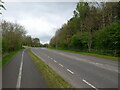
23, 35, 33, 47
32, 38, 40, 47
1, 20, 26, 53
73, 2, 99, 51
50, 2, 120, 56
73, 2, 89, 32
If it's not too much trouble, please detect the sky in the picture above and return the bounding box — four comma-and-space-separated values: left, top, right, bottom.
1, 2, 77, 44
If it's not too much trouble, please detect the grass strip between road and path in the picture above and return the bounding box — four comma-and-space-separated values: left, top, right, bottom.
49, 48, 118, 61
28, 48, 73, 88
1, 49, 23, 67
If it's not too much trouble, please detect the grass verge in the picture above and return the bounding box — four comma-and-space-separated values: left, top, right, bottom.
28, 48, 73, 88
49, 48, 118, 61
1, 49, 23, 67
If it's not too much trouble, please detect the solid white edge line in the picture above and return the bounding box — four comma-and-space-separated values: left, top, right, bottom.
82, 79, 98, 90
67, 69, 74, 74
16, 50, 24, 89
59, 64, 63, 67
54, 60, 57, 63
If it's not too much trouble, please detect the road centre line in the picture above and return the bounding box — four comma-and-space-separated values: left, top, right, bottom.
82, 79, 98, 90
59, 64, 63, 67
95, 63, 103, 65
54, 60, 57, 63
67, 69, 74, 74
16, 50, 25, 89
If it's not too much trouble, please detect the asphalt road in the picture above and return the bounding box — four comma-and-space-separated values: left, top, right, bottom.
31, 48, 119, 89
3, 49, 47, 88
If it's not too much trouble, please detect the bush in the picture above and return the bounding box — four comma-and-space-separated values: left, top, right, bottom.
94, 22, 120, 55
70, 32, 88, 50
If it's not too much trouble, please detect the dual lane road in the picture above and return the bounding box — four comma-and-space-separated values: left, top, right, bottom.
31, 48, 119, 89
3, 48, 119, 89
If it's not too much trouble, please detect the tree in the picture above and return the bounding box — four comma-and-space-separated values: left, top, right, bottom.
50, 2, 120, 56
1, 20, 26, 53
23, 35, 32, 46
0, 0, 6, 14
94, 22, 120, 55
32, 38, 40, 47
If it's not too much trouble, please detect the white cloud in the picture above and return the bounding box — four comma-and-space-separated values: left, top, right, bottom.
2, 2, 77, 44
4, 0, 80, 2
4, 0, 118, 2
19, 17, 55, 36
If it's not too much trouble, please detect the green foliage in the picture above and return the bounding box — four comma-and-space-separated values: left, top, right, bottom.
32, 38, 40, 47
2, 49, 22, 67
50, 2, 120, 56
74, 2, 89, 19
70, 32, 88, 49
49, 48, 118, 61
94, 22, 120, 52
23, 36, 41, 47
2, 38, 8, 53
1, 20, 41, 55
42, 44, 49, 47
70, 34, 81, 49
1, 20, 26, 54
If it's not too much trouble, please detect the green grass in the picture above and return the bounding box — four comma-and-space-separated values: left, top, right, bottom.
28, 49, 73, 88
1, 49, 23, 67
49, 48, 118, 61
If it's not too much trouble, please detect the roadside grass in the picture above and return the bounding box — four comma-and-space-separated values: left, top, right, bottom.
1, 49, 23, 67
23, 45, 32, 48
28, 49, 73, 88
49, 48, 118, 61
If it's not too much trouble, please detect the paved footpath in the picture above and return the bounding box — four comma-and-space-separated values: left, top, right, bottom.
3, 49, 47, 88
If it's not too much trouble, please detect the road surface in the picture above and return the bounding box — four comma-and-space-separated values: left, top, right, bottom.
3, 49, 47, 88
31, 48, 119, 89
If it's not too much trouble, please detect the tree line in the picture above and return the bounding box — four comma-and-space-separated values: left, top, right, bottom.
1, 20, 41, 54
50, 2, 120, 56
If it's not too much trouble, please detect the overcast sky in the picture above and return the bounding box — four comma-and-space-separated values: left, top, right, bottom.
2, 2, 77, 44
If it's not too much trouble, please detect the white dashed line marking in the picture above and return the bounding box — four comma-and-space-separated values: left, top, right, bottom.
67, 69, 74, 74
82, 79, 98, 90
95, 63, 103, 65
59, 64, 63, 67
54, 60, 57, 63
51, 58, 53, 60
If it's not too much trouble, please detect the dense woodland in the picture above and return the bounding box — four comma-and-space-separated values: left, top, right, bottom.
1, 2, 120, 56
50, 2, 120, 56
1, 20, 41, 54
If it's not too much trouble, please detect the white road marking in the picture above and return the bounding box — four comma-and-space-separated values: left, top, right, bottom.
54, 60, 57, 63
82, 79, 98, 90
95, 63, 103, 66
59, 52, 118, 73
16, 50, 25, 89
67, 69, 74, 74
48, 56, 49, 58
59, 64, 63, 67
32, 50, 45, 61
51, 58, 53, 60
